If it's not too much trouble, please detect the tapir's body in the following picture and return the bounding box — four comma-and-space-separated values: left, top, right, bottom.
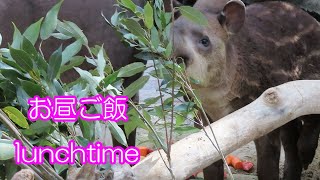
174, 1, 320, 179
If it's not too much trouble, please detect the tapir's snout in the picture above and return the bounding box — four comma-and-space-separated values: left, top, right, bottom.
172, 25, 193, 66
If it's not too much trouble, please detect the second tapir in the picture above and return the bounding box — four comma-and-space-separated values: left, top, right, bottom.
173, 0, 320, 179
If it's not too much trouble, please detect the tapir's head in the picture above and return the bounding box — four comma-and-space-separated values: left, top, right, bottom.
173, 0, 245, 88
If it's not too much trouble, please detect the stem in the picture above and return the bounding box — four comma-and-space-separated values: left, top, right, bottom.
152, 60, 169, 151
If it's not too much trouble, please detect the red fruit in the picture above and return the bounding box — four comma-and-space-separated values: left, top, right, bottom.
241, 161, 254, 171
147, 148, 154, 154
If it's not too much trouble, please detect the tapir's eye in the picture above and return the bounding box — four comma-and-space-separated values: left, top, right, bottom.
200, 36, 210, 47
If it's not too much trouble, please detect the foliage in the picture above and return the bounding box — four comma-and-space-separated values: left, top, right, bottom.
0, 0, 147, 178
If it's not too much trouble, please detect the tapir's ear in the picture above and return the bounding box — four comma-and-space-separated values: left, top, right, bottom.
218, 0, 245, 34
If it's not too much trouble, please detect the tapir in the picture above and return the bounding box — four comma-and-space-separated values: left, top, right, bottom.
173, 0, 320, 179
173, 0, 320, 23
0, 0, 145, 147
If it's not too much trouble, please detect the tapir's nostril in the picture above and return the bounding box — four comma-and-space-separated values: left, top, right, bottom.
175, 55, 190, 65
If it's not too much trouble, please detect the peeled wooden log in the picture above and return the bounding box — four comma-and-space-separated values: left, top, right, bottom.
132, 80, 320, 180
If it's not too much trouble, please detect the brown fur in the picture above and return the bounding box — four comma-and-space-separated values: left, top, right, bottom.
174, 1, 320, 179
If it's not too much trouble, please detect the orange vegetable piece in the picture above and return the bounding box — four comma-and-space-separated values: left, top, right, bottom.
225, 155, 243, 170
137, 146, 149, 157
226, 155, 233, 165
233, 161, 243, 170
226, 155, 254, 171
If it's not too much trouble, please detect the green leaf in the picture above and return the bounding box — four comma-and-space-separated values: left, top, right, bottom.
120, 0, 136, 12
124, 116, 140, 138
22, 128, 36, 136
175, 114, 185, 126
123, 76, 149, 98
54, 164, 68, 175
143, 96, 161, 106
51, 32, 72, 40
60, 56, 85, 74
0, 141, 15, 160
48, 46, 62, 81
174, 126, 200, 135
142, 109, 151, 123
56, 20, 74, 37
154, 106, 165, 118
62, 39, 82, 65
23, 18, 43, 45
3, 106, 29, 128
74, 67, 101, 88
118, 62, 146, 78
96, 46, 106, 77
1, 69, 24, 84
9, 47, 33, 72
165, 40, 173, 58
110, 10, 125, 27
100, 70, 119, 87
79, 119, 94, 141
53, 79, 64, 95
108, 121, 128, 147
76, 136, 89, 146
151, 27, 160, 48
21, 80, 43, 97
40, 0, 64, 40
121, 19, 148, 44
164, 22, 172, 41
0, 81, 16, 103
0, 57, 24, 72
30, 121, 52, 134
164, 12, 172, 25
17, 87, 30, 111
134, 52, 158, 61
11, 24, 23, 49
35, 56, 49, 76
0, 139, 13, 144
144, 2, 154, 30
38, 139, 55, 146
178, 6, 208, 26
63, 21, 88, 45
22, 36, 38, 58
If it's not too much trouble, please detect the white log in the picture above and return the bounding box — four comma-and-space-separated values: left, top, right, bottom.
132, 80, 320, 180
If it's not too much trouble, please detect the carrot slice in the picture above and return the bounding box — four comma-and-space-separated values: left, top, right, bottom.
226, 155, 234, 165
137, 146, 149, 157
233, 161, 243, 170
231, 156, 242, 169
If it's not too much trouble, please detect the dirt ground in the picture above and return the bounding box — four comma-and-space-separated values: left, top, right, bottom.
229, 140, 320, 180
137, 61, 320, 179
